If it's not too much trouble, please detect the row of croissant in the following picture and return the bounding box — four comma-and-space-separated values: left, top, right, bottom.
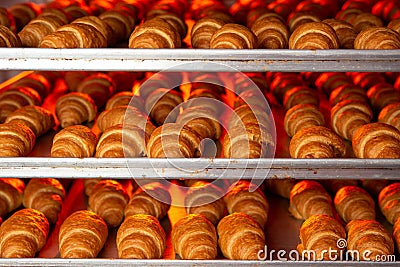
1, 0, 400, 49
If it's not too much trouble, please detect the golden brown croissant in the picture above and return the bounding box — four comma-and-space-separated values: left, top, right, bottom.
360, 179, 390, 197
314, 72, 352, 96
210, 23, 256, 49
352, 122, 400, 159
284, 104, 325, 137
88, 179, 130, 227
23, 178, 65, 224
76, 73, 116, 108
289, 22, 340, 49
228, 104, 272, 132
56, 92, 97, 128
334, 186, 375, 223
124, 182, 171, 220
354, 27, 400, 49
224, 180, 269, 228
189, 72, 225, 95
388, 18, 400, 34
5, 105, 55, 137
0, 87, 42, 123
269, 73, 306, 103
331, 100, 373, 141
264, 178, 297, 199
83, 178, 101, 196
59, 210, 108, 258
0, 7, 15, 31
172, 214, 217, 260
184, 180, 226, 225
144, 88, 183, 126
0, 25, 21, 47
217, 212, 265, 260
0, 208, 49, 258
129, 17, 181, 48
346, 220, 394, 261
335, 8, 363, 24
190, 16, 228, 48
185, 88, 222, 115
350, 72, 387, 90
283, 86, 319, 110
251, 17, 289, 49
8, 2, 40, 31
116, 214, 166, 259
378, 103, 400, 131
329, 84, 368, 106
367, 83, 400, 112
320, 179, 359, 194
63, 71, 88, 92
289, 180, 334, 220
151, 12, 188, 40
105, 92, 144, 111
287, 11, 321, 33
297, 214, 346, 260
10, 72, 52, 101
322, 18, 357, 49
378, 182, 400, 224
99, 9, 135, 45
0, 178, 25, 217
352, 12, 383, 33
0, 122, 36, 157
51, 125, 97, 158
289, 126, 346, 158
147, 123, 201, 158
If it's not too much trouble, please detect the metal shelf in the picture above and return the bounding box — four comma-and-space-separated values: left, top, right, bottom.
0, 48, 399, 72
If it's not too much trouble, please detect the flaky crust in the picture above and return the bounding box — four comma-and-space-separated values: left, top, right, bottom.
354, 27, 400, 49
210, 23, 256, 49
283, 86, 319, 110
367, 83, 400, 112
76, 73, 116, 108
378, 102, 400, 131
329, 84, 367, 106
105, 92, 144, 111
0, 178, 25, 217
251, 18, 289, 49
284, 104, 325, 137
289, 22, 340, 49
323, 18, 356, 49
378, 182, 400, 225
0, 122, 36, 157
191, 17, 226, 48
0, 25, 21, 47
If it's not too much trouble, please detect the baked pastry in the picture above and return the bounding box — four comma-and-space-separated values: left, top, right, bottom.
0, 25, 21, 47
388, 18, 400, 34
329, 84, 368, 106
284, 104, 325, 137
378, 182, 400, 224
0, 208, 49, 258
360, 179, 390, 197
0, 7, 15, 31
289, 126, 346, 158
99, 9, 135, 45
88, 179, 130, 227
147, 123, 201, 158
59, 210, 108, 258
172, 214, 217, 260
270, 72, 306, 103
378, 102, 400, 131
185, 88, 222, 114
0, 122, 36, 157
228, 104, 272, 132
144, 88, 183, 126
330, 100, 373, 140
264, 179, 297, 199
351, 72, 387, 90
0, 178, 25, 217
352, 122, 400, 159
5, 105, 55, 137
129, 17, 181, 48
23, 178, 65, 224
393, 217, 400, 253
184, 180, 226, 225
352, 12, 383, 33
8, 2, 40, 31
124, 182, 171, 220
189, 72, 225, 95
116, 214, 166, 259
0, 87, 42, 123
151, 12, 187, 40
335, 8, 363, 24
367, 83, 400, 112
314, 72, 352, 96
63, 71, 88, 92
10, 72, 52, 101
283, 85, 319, 110
65, 16, 110, 46
289, 22, 340, 49
138, 71, 182, 100
63, 4, 90, 22
210, 23, 256, 49
287, 11, 321, 33
51, 125, 97, 158
190, 16, 228, 48
297, 214, 346, 260
233, 72, 268, 95
320, 179, 359, 194
289, 180, 334, 220
83, 178, 101, 196
322, 18, 357, 48
56, 92, 97, 128
224, 180, 269, 228
105, 92, 144, 111
76, 73, 116, 108
95, 124, 148, 158
354, 27, 400, 49
346, 220, 394, 261
217, 212, 265, 260
334, 186, 375, 223
251, 17, 289, 49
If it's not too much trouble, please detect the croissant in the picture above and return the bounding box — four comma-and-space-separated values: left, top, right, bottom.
251, 18, 289, 49
346, 220, 394, 261
138, 71, 182, 100
8, 2, 40, 31
172, 214, 217, 259
233, 72, 268, 95
210, 23, 256, 49
0, 208, 49, 258
228, 104, 272, 132
284, 104, 325, 137
322, 18, 356, 48
283, 86, 319, 110
116, 214, 166, 259
289, 22, 340, 49
334, 186, 375, 223
352, 12, 383, 33
63, 4, 89, 22
152, 12, 188, 40
287, 11, 321, 33
246, 9, 285, 29
367, 83, 400, 112
23, 178, 65, 224
360, 179, 390, 197
378, 103, 400, 131
269, 73, 306, 103
320, 179, 359, 194
329, 84, 368, 106
99, 9, 135, 45
129, 17, 181, 48
88, 179, 130, 227
378, 182, 400, 224
354, 27, 400, 49
51, 125, 97, 158
352, 122, 400, 159
184, 180, 226, 225
185, 88, 222, 114
330, 100, 373, 141
105, 92, 144, 111
0, 178, 25, 217
217, 212, 265, 260
190, 17, 227, 48
388, 18, 400, 34
314, 72, 352, 96
297, 214, 346, 260
76, 73, 116, 108
5, 105, 55, 137
63, 71, 88, 92
144, 88, 183, 126
264, 179, 297, 199
289, 126, 346, 158
0, 25, 21, 47
95, 124, 148, 158
350, 72, 387, 90
335, 8, 363, 24
10, 72, 52, 101
83, 178, 101, 196
0, 87, 42, 123
0, 7, 15, 31
189, 72, 225, 95
59, 210, 108, 258
0, 122, 36, 157
56, 92, 97, 128
224, 180, 269, 228
147, 123, 201, 158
